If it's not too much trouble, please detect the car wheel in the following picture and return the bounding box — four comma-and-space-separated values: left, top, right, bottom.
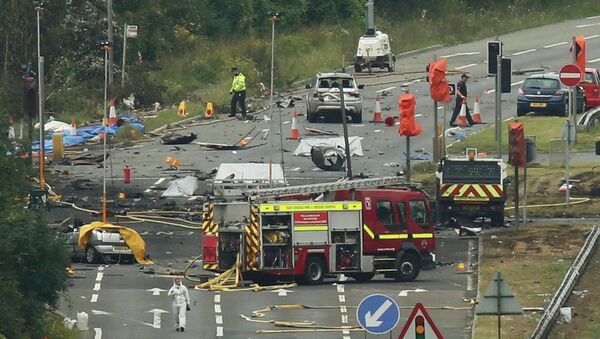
300, 256, 325, 285
395, 252, 421, 282
85, 246, 99, 264
348, 272, 375, 282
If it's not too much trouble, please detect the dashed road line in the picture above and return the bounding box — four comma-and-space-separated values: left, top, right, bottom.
483, 80, 524, 94
576, 22, 600, 28
467, 239, 474, 292
586, 15, 600, 19
93, 283, 101, 291
214, 292, 223, 337
455, 63, 477, 70
589, 57, 600, 63
585, 34, 600, 40
144, 177, 167, 193
214, 304, 222, 313
96, 272, 104, 281
543, 41, 567, 48
91, 266, 104, 303
94, 328, 102, 339
512, 48, 536, 56
441, 51, 480, 58
91, 294, 99, 303
335, 274, 350, 338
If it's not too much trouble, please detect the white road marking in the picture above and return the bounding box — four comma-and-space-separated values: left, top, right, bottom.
586, 34, 600, 40
214, 304, 221, 313
512, 80, 525, 86
340, 306, 347, 313
512, 48, 536, 56
91, 294, 99, 303
215, 315, 223, 324
589, 57, 600, 63
586, 15, 600, 19
543, 41, 567, 48
337, 285, 345, 293
398, 288, 427, 297
153, 178, 166, 186
216, 326, 224, 337
343, 330, 350, 335
467, 239, 474, 291
415, 114, 423, 118
341, 314, 348, 323
94, 328, 102, 339
455, 63, 477, 70
576, 22, 600, 28
214, 294, 221, 303
98, 266, 105, 271
339, 274, 347, 282
484, 80, 524, 95
93, 283, 101, 291
343, 336, 351, 339
144, 188, 152, 193
441, 51, 480, 58
96, 272, 104, 281
338, 295, 346, 303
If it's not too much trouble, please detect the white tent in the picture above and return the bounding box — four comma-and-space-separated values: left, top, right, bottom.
293, 137, 363, 157
161, 176, 199, 197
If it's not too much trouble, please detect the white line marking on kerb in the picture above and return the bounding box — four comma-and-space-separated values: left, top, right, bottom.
455, 63, 477, 70
512, 49, 536, 56
441, 52, 480, 58
216, 326, 223, 337
94, 328, 102, 339
590, 57, 600, 63
91, 294, 99, 303
577, 22, 600, 28
93, 283, 101, 291
543, 41, 567, 48
585, 34, 600, 40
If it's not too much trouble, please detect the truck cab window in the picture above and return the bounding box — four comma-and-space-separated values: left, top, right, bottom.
395, 202, 407, 229
409, 200, 428, 227
376, 200, 394, 226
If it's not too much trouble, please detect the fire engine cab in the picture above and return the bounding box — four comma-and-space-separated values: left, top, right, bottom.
201, 176, 436, 284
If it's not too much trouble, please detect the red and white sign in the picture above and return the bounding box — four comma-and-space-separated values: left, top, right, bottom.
294, 212, 328, 225
559, 64, 583, 87
398, 303, 444, 339
126, 25, 138, 38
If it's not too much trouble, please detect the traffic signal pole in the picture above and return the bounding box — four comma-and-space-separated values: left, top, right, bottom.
496, 54, 502, 158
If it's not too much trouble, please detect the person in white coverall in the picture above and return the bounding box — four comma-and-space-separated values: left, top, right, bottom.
168, 278, 191, 332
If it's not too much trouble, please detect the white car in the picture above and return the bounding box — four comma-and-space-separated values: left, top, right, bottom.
305, 73, 364, 123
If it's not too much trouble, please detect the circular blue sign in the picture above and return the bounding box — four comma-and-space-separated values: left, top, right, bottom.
356, 294, 400, 334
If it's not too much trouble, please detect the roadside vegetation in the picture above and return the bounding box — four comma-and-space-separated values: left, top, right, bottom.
474, 224, 592, 338
3, 1, 600, 132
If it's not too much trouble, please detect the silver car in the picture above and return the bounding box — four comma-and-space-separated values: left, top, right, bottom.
66, 228, 134, 264
305, 73, 364, 123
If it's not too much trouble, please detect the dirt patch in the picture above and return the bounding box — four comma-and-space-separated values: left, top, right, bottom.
473, 224, 593, 339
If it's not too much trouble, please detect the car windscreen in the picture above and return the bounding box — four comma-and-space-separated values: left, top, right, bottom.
583, 72, 597, 84
319, 78, 354, 89
523, 78, 560, 90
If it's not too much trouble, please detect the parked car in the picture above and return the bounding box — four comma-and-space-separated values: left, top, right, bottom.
305, 73, 364, 123
581, 68, 600, 110
65, 227, 134, 264
517, 73, 585, 117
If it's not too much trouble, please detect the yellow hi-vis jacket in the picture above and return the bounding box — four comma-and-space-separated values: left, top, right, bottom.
230, 73, 246, 92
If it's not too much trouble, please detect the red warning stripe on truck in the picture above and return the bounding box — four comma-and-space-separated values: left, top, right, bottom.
440, 184, 503, 201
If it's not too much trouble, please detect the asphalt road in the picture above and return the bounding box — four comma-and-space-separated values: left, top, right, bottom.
52, 15, 600, 339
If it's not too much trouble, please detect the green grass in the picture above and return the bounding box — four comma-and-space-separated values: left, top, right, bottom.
449, 116, 600, 154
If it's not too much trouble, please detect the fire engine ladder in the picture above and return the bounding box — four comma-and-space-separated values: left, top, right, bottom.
245, 176, 413, 199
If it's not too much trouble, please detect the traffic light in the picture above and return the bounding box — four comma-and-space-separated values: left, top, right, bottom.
428, 59, 451, 103
487, 41, 502, 74
415, 315, 425, 339
509, 123, 525, 167
501, 58, 511, 93
574, 35, 585, 77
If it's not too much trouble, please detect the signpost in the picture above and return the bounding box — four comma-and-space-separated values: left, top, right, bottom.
121, 24, 138, 87
475, 272, 523, 339
398, 303, 443, 339
558, 64, 583, 208
356, 294, 400, 335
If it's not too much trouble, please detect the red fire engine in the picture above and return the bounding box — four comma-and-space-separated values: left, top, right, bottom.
201, 176, 436, 284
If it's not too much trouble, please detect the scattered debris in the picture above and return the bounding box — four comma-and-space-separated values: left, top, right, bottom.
310, 145, 346, 171
160, 133, 197, 145
304, 126, 339, 136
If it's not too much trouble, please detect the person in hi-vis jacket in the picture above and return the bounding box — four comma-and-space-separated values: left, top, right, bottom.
168, 278, 191, 332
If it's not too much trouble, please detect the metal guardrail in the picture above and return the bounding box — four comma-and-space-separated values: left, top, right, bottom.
530, 226, 600, 339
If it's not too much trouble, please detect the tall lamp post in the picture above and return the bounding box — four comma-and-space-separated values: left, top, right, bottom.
100, 41, 112, 223
34, 1, 45, 188
268, 12, 280, 119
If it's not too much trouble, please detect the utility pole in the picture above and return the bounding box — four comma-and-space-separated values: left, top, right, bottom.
107, 0, 114, 85
432, 54, 439, 163
35, 3, 45, 188
121, 23, 127, 87
100, 42, 112, 223
269, 13, 279, 119
339, 82, 353, 179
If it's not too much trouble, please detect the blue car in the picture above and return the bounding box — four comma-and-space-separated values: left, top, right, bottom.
517, 73, 585, 117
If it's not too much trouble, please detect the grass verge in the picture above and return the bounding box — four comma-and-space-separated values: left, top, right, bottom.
473, 224, 592, 338
448, 116, 600, 154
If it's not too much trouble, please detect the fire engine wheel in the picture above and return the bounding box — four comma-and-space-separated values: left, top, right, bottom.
395, 252, 421, 282
348, 272, 375, 282
302, 256, 325, 285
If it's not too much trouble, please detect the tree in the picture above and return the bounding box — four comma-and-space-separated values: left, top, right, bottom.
0, 128, 69, 338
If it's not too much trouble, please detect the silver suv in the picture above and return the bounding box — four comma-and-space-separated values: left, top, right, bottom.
305, 73, 364, 123
66, 228, 134, 264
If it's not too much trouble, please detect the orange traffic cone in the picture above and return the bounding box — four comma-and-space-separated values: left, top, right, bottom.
205, 102, 214, 118
456, 99, 469, 127
71, 117, 77, 136
370, 95, 384, 123
287, 111, 301, 140
108, 99, 117, 126
178, 101, 187, 117
472, 96, 482, 124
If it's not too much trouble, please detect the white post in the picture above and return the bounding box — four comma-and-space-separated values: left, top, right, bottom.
269, 16, 276, 118
121, 23, 127, 87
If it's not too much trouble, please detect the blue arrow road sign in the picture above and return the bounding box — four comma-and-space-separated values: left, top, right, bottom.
356, 294, 400, 334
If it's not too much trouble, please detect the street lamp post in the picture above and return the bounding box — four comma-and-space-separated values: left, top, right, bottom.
34, 2, 45, 188
100, 42, 112, 223
269, 12, 280, 119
